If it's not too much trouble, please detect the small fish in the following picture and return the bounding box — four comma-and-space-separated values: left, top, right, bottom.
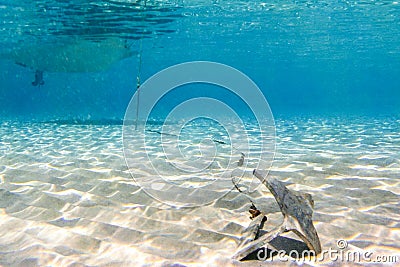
213, 139, 227, 145
238, 153, 245, 167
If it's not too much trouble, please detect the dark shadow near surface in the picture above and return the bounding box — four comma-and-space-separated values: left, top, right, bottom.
0, 1, 182, 45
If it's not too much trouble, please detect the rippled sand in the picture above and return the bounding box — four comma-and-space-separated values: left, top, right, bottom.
0, 117, 399, 266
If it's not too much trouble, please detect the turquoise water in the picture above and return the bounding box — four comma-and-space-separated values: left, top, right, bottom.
0, 1, 399, 266
0, 0, 399, 119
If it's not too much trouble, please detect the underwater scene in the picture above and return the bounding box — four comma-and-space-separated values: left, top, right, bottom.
0, 0, 399, 266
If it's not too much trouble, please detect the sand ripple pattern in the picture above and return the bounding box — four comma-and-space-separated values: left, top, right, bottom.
0, 117, 399, 266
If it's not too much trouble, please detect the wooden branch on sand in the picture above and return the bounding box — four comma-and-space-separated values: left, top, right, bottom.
233, 169, 322, 261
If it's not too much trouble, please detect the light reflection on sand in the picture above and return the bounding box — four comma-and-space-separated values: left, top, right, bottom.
0, 117, 399, 266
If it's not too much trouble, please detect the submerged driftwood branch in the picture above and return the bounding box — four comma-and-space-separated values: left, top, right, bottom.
237, 214, 268, 249
233, 169, 322, 261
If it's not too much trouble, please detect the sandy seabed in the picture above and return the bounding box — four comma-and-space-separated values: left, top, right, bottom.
0, 117, 399, 266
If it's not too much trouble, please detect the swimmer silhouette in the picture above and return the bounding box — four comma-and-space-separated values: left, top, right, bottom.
32, 70, 44, 87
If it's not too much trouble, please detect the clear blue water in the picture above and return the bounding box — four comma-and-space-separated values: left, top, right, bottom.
1, 2, 400, 265
0, 0, 399, 120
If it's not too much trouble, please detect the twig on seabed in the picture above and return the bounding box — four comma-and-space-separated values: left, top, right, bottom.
232, 169, 322, 261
